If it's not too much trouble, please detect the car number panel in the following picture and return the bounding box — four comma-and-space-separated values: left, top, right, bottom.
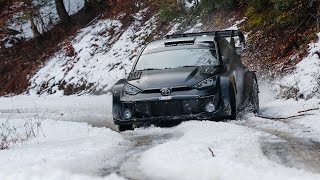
159, 96, 173, 101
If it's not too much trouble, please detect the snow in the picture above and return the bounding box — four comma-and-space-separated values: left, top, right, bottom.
226, 18, 247, 30
3, 0, 85, 48
238, 81, 320, 140
64, 0, 85, 15
184, 0, 201, 9
0, 94, 115, 128
184, 21, 203, 33
32, 0, 84, 33
4, 11, 34, 48
2, 83, 320, 179
279, 33, 320, 99
0, 117, 128, 180
29, 9, 159, 95
141, 123, 314, 180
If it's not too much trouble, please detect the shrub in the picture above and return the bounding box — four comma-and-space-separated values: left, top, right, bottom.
248, 0, 271, 12
199, 0, 215, 14
158, 0, 181, 22
199, 0, 238, 15
245, 0, 311, 30
1, 118, 43, 150
246, 13, 265, 30
272, 0, 294, 11
214, 0, 238, 9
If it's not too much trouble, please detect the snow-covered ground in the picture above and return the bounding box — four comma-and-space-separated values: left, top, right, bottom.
1, 82, 320, 180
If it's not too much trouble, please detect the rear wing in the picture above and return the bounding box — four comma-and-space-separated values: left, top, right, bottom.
166, 30, 246, 53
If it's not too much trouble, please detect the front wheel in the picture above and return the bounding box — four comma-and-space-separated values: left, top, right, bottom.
118, 124, 133, 132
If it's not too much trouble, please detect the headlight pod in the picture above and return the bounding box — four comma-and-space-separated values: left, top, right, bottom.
123, 83, 142, 95
193, 77, 216, 89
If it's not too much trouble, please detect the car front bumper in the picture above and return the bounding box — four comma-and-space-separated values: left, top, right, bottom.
113, 94, 232, 125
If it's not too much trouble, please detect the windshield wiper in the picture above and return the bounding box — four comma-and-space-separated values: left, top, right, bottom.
177, 65, 198, 68
178, 65, 221, 68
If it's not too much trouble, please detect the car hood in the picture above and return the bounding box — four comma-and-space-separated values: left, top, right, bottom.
127, 66, 220, 90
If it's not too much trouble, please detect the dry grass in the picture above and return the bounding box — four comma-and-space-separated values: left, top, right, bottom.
0, 107, 44, 150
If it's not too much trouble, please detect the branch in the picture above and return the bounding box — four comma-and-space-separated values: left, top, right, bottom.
298, 108, 319, 114
208, 147, 215, 157
85, 14, 102, 27
255, 113, 314, 120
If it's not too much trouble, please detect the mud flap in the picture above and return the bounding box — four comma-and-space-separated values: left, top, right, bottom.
220, 76, 232, 116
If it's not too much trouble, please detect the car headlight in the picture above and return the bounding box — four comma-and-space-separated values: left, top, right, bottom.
123, 83, 142, 95
193, 77, 216, 89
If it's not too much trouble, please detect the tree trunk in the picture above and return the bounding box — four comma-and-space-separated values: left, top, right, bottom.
317, 5, 320, 31
31, 18, 41, 38
55, 0, 70, 23
29, 8, 41, 38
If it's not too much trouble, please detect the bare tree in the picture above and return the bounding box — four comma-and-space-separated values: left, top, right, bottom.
309, 0, 320, 31
30, 17, 41, 38
55, 0, 70, 23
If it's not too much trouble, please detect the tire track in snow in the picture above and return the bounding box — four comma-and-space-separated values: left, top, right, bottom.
237, 117, 320, 173
261, 137, 320, 173
100, 129, 182, 180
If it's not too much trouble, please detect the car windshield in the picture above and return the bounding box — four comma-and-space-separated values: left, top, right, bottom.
134, 49, 219, 71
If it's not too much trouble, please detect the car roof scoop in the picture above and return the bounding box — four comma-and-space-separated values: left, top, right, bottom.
164, 37, 196, 47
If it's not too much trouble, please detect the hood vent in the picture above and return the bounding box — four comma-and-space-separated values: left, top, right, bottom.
198, 66, 218, 74
128, 71, 142, 81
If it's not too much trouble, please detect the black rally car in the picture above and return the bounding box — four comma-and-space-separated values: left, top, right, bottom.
112, 30, 259, 131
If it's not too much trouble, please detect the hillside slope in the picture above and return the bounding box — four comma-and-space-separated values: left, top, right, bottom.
27, 8, 205, 95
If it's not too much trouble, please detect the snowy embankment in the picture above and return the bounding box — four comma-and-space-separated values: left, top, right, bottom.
279, 33, 320, 99
27, 7, 203, 95
28, 8, 158, 95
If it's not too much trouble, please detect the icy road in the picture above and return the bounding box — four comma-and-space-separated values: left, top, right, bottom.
0, 82, 320, 180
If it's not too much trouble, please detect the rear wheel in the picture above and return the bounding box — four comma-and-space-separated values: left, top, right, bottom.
252, 78, 259, 113
118, 124, 133, 132
243, 72, 259, 113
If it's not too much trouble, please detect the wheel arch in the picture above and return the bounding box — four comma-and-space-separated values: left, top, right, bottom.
112, 79, 126, 122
